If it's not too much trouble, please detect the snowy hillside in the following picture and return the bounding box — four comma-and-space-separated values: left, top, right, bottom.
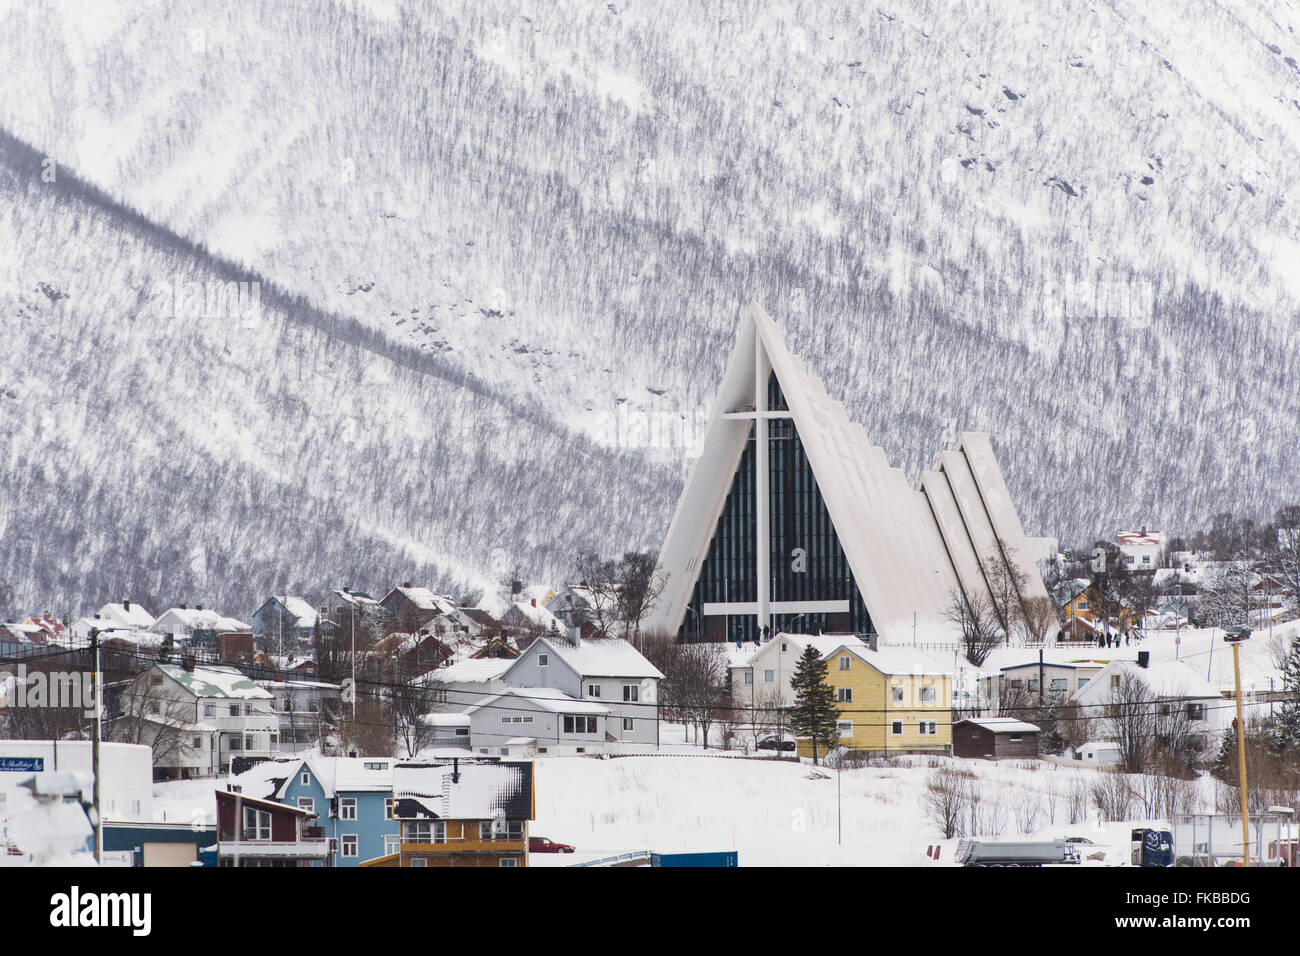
2, 0, 1299, 610
0, 131, 675, 615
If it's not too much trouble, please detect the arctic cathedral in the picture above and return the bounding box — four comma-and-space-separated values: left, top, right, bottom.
645, 303, 1051, 646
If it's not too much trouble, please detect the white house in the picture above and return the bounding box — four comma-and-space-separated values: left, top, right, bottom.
497, 635, 662, 749
738, 632, 867, 711
1068, 659, 1227, 752
121, 663, 278, 779
463, 687, 610, 756
1117, 530, 1165, 570
95, 602, 156, 630
148, 607, 251, 641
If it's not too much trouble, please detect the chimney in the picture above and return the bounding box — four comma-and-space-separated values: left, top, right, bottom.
403, 582, 412, 589
182, 653, 196, 673
123, 600, 130, 612
1137, 651, 1150, 669
196, 604, 203, 611
530, 598, 537, 608
867, 633, 880, 652
452, 757, 460, 784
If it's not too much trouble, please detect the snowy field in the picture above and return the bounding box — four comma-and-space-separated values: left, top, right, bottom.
149, 623, 1297, 867
154, 745, 1167, 868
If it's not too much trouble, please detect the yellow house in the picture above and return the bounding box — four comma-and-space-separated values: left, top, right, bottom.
797, 643, 954, 756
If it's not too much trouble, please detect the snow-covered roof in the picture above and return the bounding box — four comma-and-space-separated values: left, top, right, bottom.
98, 602, 155, 628
421, 712, 472, 727
504, 601, 563, 630
521, 636, 663, 679
833, 643, 955, 677
1118, 661, 1224, 699
385, 586, 458, 614
467, 686, 609, 715
958, 717, 1041, 734
156, 664, 272, 700
393, 762, 533, 821
265, 596, 319, 628
286, 757, 397, 796
434, 658, 513, 684
150, 607, 251, 633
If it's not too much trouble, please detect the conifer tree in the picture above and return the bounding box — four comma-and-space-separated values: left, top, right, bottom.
790, 644, 841, 765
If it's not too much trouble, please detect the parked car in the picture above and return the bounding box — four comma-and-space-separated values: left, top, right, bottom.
757, 736, 796, 752
529, 836, 575, 854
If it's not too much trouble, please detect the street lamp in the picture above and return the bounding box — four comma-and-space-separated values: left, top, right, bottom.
1224, 625, 1252, 867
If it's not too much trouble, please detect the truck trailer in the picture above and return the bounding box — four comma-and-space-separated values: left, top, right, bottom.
955, 839, 1082, 867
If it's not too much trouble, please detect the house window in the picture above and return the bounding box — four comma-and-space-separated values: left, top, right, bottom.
499, 857, 519, 867
301, 771, 311, 785
1077, 678, 1089, 689
837, 687, 852, 703
192, 736, 203, 750
1110, 675, 1120, 688
563, 715, 598, 734
1186, 703, 1205, 720
384, 834, 400, 856
384, 798, 394, 820
1078, 601, 1090, 611
1050, 678, 1068, 692
363, 761, 387, 770
409, 857, 427, 867
623, 685, 639, 702
764, 670, 775, 683
403, 821, 445, 844
341, 835, 358, 858
308, 701, 320, 713
242, 807, 271, 841
1027, 680, 1039, 693
148, 701, 161, 715
204, 704, 215, 717
836, 721, 853, 737
1009, 735, 1023, 743
587, 684, 601, 697
244, 735, 255, 751
891, 721, 904, 736
228, 736, 242, 752
480, 821, 522, 841
839, 656, 851, 670
781, 643, 787, 652
623, 717, 634, 732
919, 721, 937, 736
340, 798, 357, 821
298, 798, 315, 814
538, 654, 549, 667
919, 686, 937, 703
744, 672, 753, 685
269, 733, 278, 747
891, 686, 904, 704
230, 704, 241, 716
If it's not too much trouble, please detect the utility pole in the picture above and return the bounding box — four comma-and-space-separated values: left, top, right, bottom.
90, 627, 102, 864
1225, 626, 1251, 867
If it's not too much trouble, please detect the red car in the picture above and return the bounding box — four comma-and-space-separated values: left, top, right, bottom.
529, 836, 575, 854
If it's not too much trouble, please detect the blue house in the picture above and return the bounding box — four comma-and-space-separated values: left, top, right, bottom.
273, 757, 399, 866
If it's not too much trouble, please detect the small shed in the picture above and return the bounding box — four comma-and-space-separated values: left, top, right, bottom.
952, 717, 1040, 760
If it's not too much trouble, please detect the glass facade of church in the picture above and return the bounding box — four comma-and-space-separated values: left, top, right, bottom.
681, 374, 873, 643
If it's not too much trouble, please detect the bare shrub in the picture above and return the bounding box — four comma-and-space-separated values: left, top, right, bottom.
1091, 769, 1135, 822
924, 767, 971, 839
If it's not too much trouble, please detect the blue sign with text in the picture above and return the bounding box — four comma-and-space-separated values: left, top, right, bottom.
0, 757, 44, 772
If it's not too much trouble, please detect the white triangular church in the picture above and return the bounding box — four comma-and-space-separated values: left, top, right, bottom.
646, 302, 1050, 645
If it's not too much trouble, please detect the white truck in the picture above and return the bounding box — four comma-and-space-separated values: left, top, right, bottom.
955, 839, 1082, 867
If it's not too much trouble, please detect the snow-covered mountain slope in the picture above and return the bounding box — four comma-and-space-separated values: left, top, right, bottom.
1, 0, 1299, 612
0, 130, 675, 615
